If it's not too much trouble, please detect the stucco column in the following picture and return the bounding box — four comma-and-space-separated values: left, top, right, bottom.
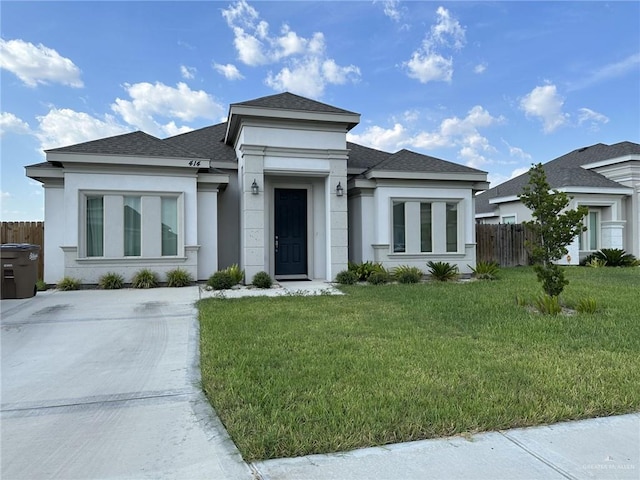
239, 146, 266, 283
327, 157, 348, 280
601, 220, 626, 250
197, 185, 218, 280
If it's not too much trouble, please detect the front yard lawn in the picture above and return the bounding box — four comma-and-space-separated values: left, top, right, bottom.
198, 267, 640, 461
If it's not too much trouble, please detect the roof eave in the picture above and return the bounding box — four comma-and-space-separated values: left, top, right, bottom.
365, 170, 487, 182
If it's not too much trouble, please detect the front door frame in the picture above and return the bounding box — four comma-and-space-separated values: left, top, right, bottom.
269, 182, 313, 280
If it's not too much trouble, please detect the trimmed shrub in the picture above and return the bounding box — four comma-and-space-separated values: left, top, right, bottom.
426, 261, 459, 282
393, 265, 422, 284
469, 261, 499, 280
131, 269, 159, 289
335, 270, 358, 285
166, 268, 193, 287
349, 261, 385, 281
99, 272, 125, 290
586, 257, 607, 268
367, 270, 390, 285
57, 276, 81, 291
252, 271, 273, 289
223, 264, 244, 285
208, 271, 234, 290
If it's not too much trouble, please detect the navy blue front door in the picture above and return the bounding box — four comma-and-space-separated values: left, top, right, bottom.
275, 189, 307, 276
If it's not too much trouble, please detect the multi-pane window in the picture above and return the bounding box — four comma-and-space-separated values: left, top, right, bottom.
392, 199, 460, 254
420, 203, 432, 252
446, 203, 458, 252
501, 215, 516, 224
86, 196, 104, 257
124, 196, 141, 256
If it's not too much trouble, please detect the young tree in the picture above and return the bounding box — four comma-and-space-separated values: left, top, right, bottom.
519, 163, 588, 297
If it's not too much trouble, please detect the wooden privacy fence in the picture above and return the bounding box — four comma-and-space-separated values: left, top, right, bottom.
476, 224, 535, 267
1, 222, 44, 279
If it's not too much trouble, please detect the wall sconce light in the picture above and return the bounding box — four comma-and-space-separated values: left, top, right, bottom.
336, 182, 344, 197
251, 179, 259, 195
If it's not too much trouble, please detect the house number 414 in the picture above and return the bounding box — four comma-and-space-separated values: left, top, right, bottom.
188, 160, 201, 167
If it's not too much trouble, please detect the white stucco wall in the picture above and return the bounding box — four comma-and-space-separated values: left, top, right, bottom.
43, 183, 65, 283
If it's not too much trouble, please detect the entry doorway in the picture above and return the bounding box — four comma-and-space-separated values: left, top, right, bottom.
274, 188, 307, 278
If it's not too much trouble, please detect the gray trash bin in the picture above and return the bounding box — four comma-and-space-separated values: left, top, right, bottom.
1, 244, 41, 299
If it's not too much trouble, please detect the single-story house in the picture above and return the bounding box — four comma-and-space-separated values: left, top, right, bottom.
475, 141, 640, 264
26, 92, 489, 284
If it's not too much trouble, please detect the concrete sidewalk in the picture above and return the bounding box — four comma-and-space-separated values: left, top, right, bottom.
253, 414, 639, 480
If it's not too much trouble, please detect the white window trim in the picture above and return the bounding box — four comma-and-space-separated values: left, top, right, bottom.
500, 214, 517, 224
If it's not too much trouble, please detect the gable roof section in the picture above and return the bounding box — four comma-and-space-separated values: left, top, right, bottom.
475, 141, 640, 215
233, 92, 358, 115
46, 131, 206, 159
163, 123, 236, 163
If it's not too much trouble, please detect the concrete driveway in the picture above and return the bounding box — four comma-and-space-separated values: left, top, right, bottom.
1, 287, 253, 480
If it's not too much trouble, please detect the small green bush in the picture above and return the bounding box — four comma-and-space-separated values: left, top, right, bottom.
335, 270, 358, 285
576, 297, 598, 314
57, 276, 81, 291
393, 265, 422, 284
349, 261, 385, 281
223, 264, 244, 285
426, 261, 459, 282
166, 268, 193, 287
36, 279, 48, 292
591, 248, 637, 267
470, 261, 499, 280
586, 257, 607, 268
208, 271, 235, 290
98, 272, 124, 290
367, 270, 390, 285
131, 269, 159, 289
534, 294, 562, 316
252, 271, 273, 289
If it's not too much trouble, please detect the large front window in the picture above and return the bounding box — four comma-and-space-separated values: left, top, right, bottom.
82, 193, 181, 258
391, 199, 461, 254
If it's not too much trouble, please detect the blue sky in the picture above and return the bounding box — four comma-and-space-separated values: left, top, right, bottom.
2, 1, 639, 221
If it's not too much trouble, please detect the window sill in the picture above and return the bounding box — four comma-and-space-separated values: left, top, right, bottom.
387, 252, 465, 259
75, 256, 188, 265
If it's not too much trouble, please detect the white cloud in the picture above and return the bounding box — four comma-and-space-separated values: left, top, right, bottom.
406, 51, 453, 83
35, 108, 130, 151
502, 140, 532, 161
520, 84, 569, 133
111, 81, 223, 137
577, 107, 609, 130
213, 63, 245, 80
348, 105, 504, 168
381, 0, 402, 22
180, 65, 197, 79
474, 62, 487, 74
404, 6, 466, 83
569, 53, 640, 91
222, 0, 360, 97
0, 191, 11, 199
347, 123, 408, 152
0, 38, 83, 88
488, 166, 531, 188
0, 112, 31, 136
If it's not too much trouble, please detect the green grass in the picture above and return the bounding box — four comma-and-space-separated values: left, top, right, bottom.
198, 267, 640, 461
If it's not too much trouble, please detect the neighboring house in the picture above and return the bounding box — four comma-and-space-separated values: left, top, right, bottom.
475, 141, 640, 264
26, 92, 489, 284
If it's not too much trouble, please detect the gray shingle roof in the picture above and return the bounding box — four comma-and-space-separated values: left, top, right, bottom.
45, 131, 206, 159
346, 142, 392, 171
162, 123, 236, 163
233, 92, 358, 115
369, 149, 486, 175
476, 141, 640, 214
